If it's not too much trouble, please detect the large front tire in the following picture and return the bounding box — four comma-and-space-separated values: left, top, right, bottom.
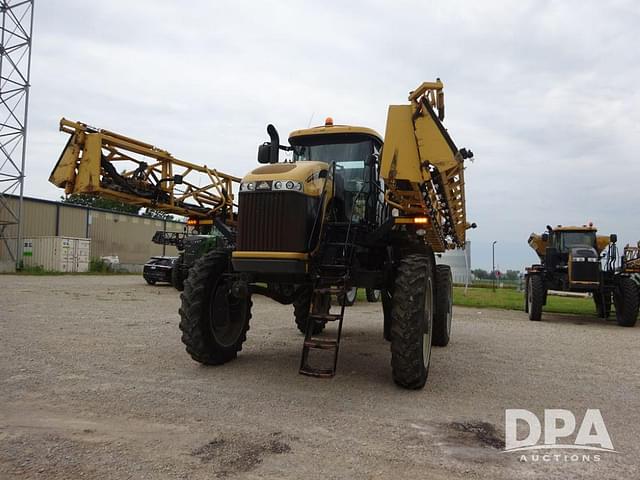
366, 288, 381, 302
390, 254, 435, 389
179, 250, 251, 365
614, 278, 639, 327
527, 275, 544, 321
432, 265, 453, 347
293, 289, 329, 335
172, 253, 185, 291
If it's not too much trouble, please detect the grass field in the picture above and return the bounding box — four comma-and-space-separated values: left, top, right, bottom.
452, 286, 597, 316
356, 286, 597, 316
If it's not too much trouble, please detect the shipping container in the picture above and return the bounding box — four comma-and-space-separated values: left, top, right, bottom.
22, 236, 91, 272
1, 194, 186, 269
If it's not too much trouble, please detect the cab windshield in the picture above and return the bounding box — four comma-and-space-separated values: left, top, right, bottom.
292, 140, 374, 192
558, 231, 596, 251
292, 137, 377, 222
292, 141, 372, 165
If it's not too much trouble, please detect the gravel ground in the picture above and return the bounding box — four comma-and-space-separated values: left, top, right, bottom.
1, 275, 639, 479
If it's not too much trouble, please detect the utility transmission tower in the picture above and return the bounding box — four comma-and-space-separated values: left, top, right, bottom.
0, 0, 34, 268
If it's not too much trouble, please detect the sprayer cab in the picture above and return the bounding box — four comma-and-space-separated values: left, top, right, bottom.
525, 224, 638, 326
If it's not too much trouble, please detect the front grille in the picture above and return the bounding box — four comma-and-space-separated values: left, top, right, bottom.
237, 191, 318, 252
571, 262, 599, 283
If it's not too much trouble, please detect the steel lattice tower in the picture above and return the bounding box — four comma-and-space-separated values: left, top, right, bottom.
0, 0, 33, 267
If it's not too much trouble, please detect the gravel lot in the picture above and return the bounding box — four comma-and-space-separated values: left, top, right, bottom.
1, 275, 639, 479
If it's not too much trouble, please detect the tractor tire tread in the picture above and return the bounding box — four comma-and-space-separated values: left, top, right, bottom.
390, 254, 432, 389
178, 250, 251, 365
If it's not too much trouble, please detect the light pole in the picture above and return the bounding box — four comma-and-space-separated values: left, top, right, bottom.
492, 241, 497, 291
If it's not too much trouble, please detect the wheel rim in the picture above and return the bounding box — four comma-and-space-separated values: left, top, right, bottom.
347, 287, 357, 303
208, 278, 247, 347
422, 276, 433, 367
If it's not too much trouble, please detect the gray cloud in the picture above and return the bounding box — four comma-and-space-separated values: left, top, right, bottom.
24, 0, 640, 270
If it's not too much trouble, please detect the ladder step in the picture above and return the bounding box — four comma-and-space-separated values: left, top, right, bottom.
299, 365, 335, 378
309, 313, 342, 322
319, 263, 348, 269
300, 220, 352, 380
314, 287, 345, 295
304, 338, 338, 350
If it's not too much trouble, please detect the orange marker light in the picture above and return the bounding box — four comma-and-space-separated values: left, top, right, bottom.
325, 117, 334, 126
395, 217, 430, 225
187, 218, 198, 226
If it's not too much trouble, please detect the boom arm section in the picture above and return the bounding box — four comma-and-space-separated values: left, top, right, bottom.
623, 244, 640, 273
380, 80, 472, 251
49, 118, 240, 222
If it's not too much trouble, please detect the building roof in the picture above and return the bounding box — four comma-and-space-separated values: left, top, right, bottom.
3, 194, 185, 225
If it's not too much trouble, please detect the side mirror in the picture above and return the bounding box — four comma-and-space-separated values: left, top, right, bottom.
173, 174, 183, 185
610, 234, 617, 243
266, 124, 280, 164
542, 233, 549, 242
257, 143, 271, 164
257, 124, 281, 164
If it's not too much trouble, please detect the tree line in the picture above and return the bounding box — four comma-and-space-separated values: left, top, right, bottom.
61, 194, 176, 221
471, 269, 521, 281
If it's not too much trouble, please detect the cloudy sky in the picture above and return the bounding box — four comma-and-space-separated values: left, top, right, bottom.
22, 0, 640, 270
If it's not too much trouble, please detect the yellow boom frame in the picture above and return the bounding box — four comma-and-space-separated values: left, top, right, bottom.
380, 80, 469, 251
50, 118, 240, 222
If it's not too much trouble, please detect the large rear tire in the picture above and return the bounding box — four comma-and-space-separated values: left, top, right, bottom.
433, 265, 453, 347
390, 254, 435, 389
366, 288, 381, 302
337, 287, 357, 306
293, 289, 329, 335
613, 277, 639, 327
179, 250, 251, 365
527, 275, 544, 321
172, 254, 185, 291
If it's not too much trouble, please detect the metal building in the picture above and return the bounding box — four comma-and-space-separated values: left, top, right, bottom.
436, 241, 471, 285
0, 194, 185, 272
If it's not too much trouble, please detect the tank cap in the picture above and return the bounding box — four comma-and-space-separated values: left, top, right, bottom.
325, 117, 334, 126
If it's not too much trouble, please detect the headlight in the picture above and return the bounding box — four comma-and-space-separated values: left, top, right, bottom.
587, 257, 599, 263
240, 182, 255, 191
273, 180, 303, 191
573, 257, 586, 262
